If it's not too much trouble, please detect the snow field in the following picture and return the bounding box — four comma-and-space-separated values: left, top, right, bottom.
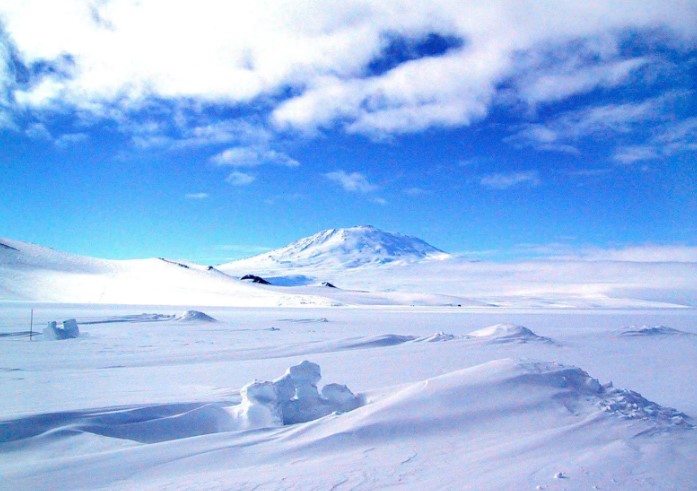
1, 305, 696, 489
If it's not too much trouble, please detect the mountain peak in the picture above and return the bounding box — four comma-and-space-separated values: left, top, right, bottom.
221, 226, 449, 270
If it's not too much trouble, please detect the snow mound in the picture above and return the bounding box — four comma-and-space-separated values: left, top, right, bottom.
467, 323, 553, 343
516, 361, 691, 428
413, 332, 458, 342
42, 319, 80, 340
229, 360, 360, 428
620, 325, 690, 337
173, 310, 216, 322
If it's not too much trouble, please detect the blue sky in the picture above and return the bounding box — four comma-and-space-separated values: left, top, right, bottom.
1, 1, 696, 264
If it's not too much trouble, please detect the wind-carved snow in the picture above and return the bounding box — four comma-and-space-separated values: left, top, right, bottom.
467, 323, 554, 343
516, 361, 691, 428
231, 360, 360, 428
222, 225, 450, 270
42, 319, 80, 340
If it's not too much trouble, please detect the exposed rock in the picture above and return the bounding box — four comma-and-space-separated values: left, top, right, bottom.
241, 274, 271, 285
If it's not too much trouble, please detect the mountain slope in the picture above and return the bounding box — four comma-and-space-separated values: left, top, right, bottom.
0, 238, 331, 307
220, 225, 450, 272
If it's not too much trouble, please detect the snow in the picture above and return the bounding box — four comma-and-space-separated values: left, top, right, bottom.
2, 229, 696, 308
1, 228, 697, 488
1, 305, 696, 489
223, 225, 450, 271
173, 310, 216, 322
620, 325, 691, 336
42, 319, 80, 340
468, 323, 554, 343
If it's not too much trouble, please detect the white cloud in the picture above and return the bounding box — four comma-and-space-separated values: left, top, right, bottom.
480, 171, 540, 190
325, 170, 378, 193
1, 1, 695, 137
185, 192, 209, 200
516, 57, 649, 106
211, 147, 299, 168
370, 197, 388, 205
226, 171, 255, 186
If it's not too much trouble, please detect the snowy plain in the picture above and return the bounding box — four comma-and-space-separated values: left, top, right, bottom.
2, 304, 696, 490
1, 229, 697, 489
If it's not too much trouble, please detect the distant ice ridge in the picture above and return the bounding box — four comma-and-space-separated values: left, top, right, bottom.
229, 360, 360, 429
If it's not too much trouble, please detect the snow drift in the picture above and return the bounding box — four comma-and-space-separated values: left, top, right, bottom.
1, 358, 693, 490
467, 323, 554, 343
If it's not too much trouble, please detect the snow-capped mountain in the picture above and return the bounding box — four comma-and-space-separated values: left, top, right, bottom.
220, 225, 450, 271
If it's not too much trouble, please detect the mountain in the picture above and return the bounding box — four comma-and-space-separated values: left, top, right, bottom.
219, 225, 450, 272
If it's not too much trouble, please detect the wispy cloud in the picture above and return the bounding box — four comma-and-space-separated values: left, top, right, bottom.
567, 245, 697, 262
264, 193, 305, 206
55, 132, 89, 148
613, 117, 697, 164
211, 147, 299, 168
325, 170, 378, 193
480, 171, 540, 190
25, 122, 51, 140
226, 171, 255, 186
185, 192, 209, 200
508, 93, 677, 153
403, 187, 429, 197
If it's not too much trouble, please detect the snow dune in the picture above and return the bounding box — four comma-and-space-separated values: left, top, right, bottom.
1, 358, 693, 490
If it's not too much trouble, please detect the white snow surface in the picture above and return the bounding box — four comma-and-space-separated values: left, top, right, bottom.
1, 304, 696, 490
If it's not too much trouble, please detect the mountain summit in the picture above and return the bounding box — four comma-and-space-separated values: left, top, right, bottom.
220, 225, 449, 270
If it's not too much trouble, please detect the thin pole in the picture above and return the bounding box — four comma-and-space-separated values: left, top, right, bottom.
29, 308, 33, 341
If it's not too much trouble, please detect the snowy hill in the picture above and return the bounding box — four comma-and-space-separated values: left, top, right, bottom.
0, 238, 331, 307
220, 225, 450, 271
